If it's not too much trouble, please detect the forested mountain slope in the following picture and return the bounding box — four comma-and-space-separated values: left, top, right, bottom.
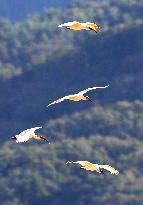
0, 0, 74, 22
0, 0, 142, 79
0, 0, 143, 23
0, 101, 143, 205
45, 101, 143, 141
0, 1, 143, 205
0, 22, 142, 137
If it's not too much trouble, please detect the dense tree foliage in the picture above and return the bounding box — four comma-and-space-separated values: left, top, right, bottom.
0, 1, 143, 204
0, 0, 74, 22
0, 101, 143, 205
45, 101, 143, 141
0, 0, 143, 79
0, 20, 142, 137
0, 0, 143, 23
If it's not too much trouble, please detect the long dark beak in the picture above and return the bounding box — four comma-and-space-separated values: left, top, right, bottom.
40, 136, 50, 144
89, 27, 98, 33
86, 96, 92, 102
11, 136, 16, 140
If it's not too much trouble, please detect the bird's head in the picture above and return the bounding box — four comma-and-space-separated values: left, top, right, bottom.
85, 96, 92, 102
11, 136, 16, 140
97, 24, 101, 29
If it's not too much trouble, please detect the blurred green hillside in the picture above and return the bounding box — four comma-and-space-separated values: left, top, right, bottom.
0, 0, 143, 136
1, 101, 143, 205
0, 0, 74, 22
0, 0, 143, 205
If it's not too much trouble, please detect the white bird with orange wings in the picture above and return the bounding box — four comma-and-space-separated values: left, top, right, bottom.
58, 21, 100, 33
47, 85, 109, 107
11, 127, 50, 143
66, 161, 119, 175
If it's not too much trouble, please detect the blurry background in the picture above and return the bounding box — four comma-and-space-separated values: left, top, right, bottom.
0, 0, 143, 204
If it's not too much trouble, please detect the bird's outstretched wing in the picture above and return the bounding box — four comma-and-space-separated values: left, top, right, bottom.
19, 126, 42, 136
86, 22, 99, 29
29, 126, 42, 134
78, 85, 109, 95
47, 96, 70, 107
66, 161, 88, 166
15, 127, 42, 143
99, 165, 119, 175
58, 21, 79, 27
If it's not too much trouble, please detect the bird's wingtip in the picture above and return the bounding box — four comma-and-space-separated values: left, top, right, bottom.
66, 161, 71, 164
47, 103, 53, 107
35, 126, 42, 131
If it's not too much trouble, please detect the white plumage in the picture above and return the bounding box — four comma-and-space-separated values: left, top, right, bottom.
58, 21, 100, 32
58, 21, 78, 27
12, 127, 50, 143
67, 161, 119, 175
98, 164, 119, 175
15, 127, 42, 143
47, 85, 109, 107
78, 85, 109, 95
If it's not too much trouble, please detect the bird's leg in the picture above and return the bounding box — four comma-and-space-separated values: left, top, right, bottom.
99, 168, 104, 174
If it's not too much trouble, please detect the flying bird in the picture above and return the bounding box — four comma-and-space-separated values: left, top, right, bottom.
58, 21, 100, 33
11, 127, 50, 143
47, 85, 109, 107
66, 161, 119, 175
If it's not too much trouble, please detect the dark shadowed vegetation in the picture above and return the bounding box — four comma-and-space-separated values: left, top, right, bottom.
0, 1, 143, 204
1, 100, 143, 204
